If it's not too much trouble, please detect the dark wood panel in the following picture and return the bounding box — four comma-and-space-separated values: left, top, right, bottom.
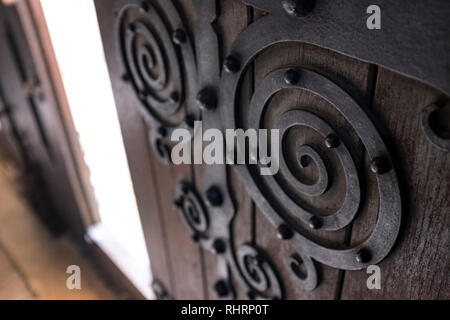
0, 1, 87, 238
94, 0, 174, 295
192, 0, 255, 300
93, 0, 449, 300
341, 68, 450, 299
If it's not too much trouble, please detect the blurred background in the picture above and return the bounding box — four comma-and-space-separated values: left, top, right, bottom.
0, 0, 152, 299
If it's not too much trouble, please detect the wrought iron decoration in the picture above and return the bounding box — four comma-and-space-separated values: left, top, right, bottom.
117, 0, 199, 163
116, 0, 449, 298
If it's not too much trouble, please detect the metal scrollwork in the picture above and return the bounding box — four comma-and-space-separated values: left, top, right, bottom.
223, 64, 402, 272
117, 0, 450, 298
218, 2, 403, 283
174, 182, 209, 239
237, 244, 283, 300
117, 0, 198, 163
248, 69, 362, 231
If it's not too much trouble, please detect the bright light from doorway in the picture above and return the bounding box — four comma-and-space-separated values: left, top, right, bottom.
40, 0, 152, 297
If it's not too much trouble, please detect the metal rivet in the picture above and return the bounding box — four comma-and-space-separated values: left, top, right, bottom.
282, 0, 315, 18
325, 133, 340, 148
223, 55, 240, 73
169, 91, 180, 103
127, 23, 136, 32
191, 233, 200, 243
212, 238, 226, 254
157, 126, 167, 137
284, 69, 300, 85
277, 224, 294, 240
184, 114, 195, 128
356, 248, 371, 263
370, 156, 391, 174
172, 28, 186, 45
214, 280, 229, 297
140, 2, 150, 12
206, 186, 223, 207
180, 182, 189, 194
254, 254, 265, 265
197, 88, 217, 110
308, 216, 323, 229
121, 73, 131, 82
139, 87, 150, 100
173, 198, 183, 208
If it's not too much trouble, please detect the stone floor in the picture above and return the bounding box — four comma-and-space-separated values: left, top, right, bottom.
0, 162, 116, 300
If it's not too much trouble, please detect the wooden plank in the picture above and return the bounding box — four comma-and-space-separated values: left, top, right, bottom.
192, 0, 255, 300
252, 41, 376, 299
341, 68, 450, 299
94, 0, 174, 296
96, 0, 209, 299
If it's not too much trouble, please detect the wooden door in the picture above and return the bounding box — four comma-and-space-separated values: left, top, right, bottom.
94, 0, 449, 299
0, 1, 90, 238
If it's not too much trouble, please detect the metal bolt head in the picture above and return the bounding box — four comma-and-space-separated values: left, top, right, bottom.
254, 254, 265, 265
197, 88, 217, 110
180, 182, 190, 194
214, 280, 229, 297
356, 249, 371, 263
121, 73, 131, 82
184, 114, 195, 128
172, 28, 186, 45
282, 0, 315, 18
173, 198, 183, 208
212, 238, 226, 254
206, 186, 223, 207
140, 1, 150, 12
308, 216, 323, 229
325, 133, 340, 148
370, 156, 391, 174
139, 87, 151, 100
284, 69, 300, 85
223, 55, 240, 73
191, 233, 200, 243
158, 126, 168, 137
169, 91, 180, 103
277, 224, 294, 240
127, 23, 136, 32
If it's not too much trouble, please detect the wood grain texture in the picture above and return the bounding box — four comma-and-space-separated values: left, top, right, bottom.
94, 0, 174, 296
95, 1, 449, 300
341, 68, 450, 300
192, 0, 255, 300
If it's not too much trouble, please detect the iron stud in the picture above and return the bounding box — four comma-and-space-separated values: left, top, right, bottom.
206, 186, 223, 207
325, 134, 340, 148
277, 224, 294, 240
284, 69, 300, 85
370, 156, 391, 174
172, 28, 186, 45
223, 55, 240, 73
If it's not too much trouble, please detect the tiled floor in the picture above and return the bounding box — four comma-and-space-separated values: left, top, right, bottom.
0, 162, 116, 300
